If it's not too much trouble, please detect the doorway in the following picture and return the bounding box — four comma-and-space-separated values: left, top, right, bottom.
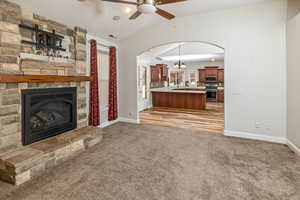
137, 42, 225, 134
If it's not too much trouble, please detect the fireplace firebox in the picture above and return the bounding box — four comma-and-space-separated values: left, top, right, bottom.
22, 87, 77, 145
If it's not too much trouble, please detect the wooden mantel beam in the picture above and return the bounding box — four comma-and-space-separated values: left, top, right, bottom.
0, 74, 93, 83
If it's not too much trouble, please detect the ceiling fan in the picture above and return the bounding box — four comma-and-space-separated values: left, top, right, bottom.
102, 0, 187, 20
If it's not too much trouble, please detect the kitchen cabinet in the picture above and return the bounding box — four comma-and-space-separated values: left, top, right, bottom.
200, 67, 224, 83
217, 89, 224, 102
152, 91, 206, 110
205, 67, 218, 77
199, 69, 206, 82
218, 69, 224, 83
151, 64, 168, 82
159, 64, 168, 82
151, 65, 161, 82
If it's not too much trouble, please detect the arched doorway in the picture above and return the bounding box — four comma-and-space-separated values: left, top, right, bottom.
136, 41, 225, 134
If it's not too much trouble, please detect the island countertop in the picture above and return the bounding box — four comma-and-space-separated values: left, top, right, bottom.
151, 87, 206, 110
151, 87, 206, 94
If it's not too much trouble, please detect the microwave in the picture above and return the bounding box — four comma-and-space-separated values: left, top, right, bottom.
206, 76, 217, 82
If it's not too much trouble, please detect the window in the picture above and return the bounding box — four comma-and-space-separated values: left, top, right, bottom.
170, 72, 177, 85
143, 68, 147, 99
189, 71, 196, 85
139, 66, 148, 99
170, 71, 184, 86
97, 50, 109, 109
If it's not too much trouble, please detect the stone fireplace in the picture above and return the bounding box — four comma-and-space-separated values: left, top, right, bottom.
0, 0, 102, 185
22, 87, 77, 145
0, 82, 88, 152
0, 0, 89, 152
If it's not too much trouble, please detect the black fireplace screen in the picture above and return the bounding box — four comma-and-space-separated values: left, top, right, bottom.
22, 87, 77, 145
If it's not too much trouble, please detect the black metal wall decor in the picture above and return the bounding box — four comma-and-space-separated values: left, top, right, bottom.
19, 24, 66, 56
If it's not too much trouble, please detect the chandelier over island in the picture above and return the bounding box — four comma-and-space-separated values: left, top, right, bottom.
174, 44, 186, 69
173, 44, 186, 87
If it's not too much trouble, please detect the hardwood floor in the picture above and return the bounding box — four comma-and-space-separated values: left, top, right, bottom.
140, 102, 224, 134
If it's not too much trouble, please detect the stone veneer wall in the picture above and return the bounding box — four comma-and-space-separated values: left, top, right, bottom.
0, 0, 87, 76
0, 1, 89, 153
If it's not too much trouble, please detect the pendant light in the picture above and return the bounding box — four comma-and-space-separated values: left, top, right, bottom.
174, 44, 186, 69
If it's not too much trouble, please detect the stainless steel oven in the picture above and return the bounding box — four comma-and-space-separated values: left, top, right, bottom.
206, 83, 218, 102
206, 89, 217, 102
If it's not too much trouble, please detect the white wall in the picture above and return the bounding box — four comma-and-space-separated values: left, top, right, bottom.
119, 0, 287, 140
287, 13, 300, 151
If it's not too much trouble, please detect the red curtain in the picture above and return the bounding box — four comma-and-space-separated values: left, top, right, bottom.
108, 47, 118, 121
89, 40, 100, 126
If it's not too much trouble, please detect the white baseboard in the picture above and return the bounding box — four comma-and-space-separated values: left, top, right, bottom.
224, 130, 287, 144
97, 122, 300, 156
98, 119, 119, 128
118, 117, 140, 124
97, 117, 140, 128
287, 140, 300, 156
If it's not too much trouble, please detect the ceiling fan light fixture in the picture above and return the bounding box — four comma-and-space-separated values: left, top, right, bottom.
138, 4, 157, 14
125, 7, 132, 14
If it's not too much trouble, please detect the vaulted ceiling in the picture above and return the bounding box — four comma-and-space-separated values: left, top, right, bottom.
10, 0, 268, 41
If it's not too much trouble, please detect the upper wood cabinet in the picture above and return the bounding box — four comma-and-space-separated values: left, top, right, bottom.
205, 67, 218, 77
198, 67, 224, 83
159, 64, 168, 82
199, 69, 206, 82
218, 69, 224, 83
151, 65, 161, 82
151, 64, 168, 82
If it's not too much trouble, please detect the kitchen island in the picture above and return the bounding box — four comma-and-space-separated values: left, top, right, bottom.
151, 88, 207, 110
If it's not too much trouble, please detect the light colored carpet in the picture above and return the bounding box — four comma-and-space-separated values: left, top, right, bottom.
0, 122, 299, 200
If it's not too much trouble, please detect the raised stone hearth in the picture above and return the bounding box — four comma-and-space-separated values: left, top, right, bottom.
0, 126, 103, 185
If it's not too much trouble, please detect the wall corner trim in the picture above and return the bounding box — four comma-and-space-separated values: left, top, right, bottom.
287, 139, 300, 157
118, 117, 140, 124
224, 130, 287, 144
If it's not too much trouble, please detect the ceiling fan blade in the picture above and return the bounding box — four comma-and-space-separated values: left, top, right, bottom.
156, 0, 187, 5
129, 11, 142, 20
156, 8, 175, 20
102, 0, 138, 5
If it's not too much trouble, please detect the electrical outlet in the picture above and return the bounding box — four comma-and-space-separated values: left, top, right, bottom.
255, 122, 262, 129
